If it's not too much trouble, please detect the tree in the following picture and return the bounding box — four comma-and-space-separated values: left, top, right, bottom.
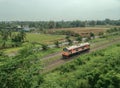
98, 32, 104, 38
41, 44, 48, 50
90, 32, 95, 39
105, 18, 111, 25
0, 29, 9, 48
65, 35, 73, 45
19, 30, 26, 42
65, 35, 70, 40
76, 36, 82, 43
54, 41, 60, 48
85, 36, 91, 42
68, 39, 73, 45
89, 20, 96, 26
48, 21, 56, 29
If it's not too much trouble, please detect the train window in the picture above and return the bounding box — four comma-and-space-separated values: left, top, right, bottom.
75, 48, 78, 51
63, 48, 68, 52
82, 46, 84, 49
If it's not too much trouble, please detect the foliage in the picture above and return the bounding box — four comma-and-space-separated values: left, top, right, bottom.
54, 41, 60, 48
107, 27, 120, 33
26, 33, 65, 44
1, 19, 120, 31
90, 32, 95, 39
0, 46, 43, 88
76, 35, 82, 42
98, 32, 104, 37
41, 44, 48, 50
0, 29, 26, 49
39, 43, 120, 88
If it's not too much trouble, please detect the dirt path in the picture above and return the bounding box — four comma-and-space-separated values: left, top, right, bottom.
41, 38, 120, 73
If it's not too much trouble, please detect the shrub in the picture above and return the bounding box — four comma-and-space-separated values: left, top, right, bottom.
116, 44, 120, 47
75, 58, 83, 65
41, 44, 48, 50
54, 41, 60, 48
60, 63, 76, 74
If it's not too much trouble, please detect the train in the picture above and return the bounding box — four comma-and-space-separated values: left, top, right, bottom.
62, 42, 90, 58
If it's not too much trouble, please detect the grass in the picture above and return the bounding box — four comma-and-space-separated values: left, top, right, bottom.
36, 48, 62, 59
90, 33, 120, 47
26, 33, 65, 44
42, 55, 61, 66
3, 47, 23, 55
2, 42, 32, 56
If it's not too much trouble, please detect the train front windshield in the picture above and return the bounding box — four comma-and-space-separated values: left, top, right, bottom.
63, 48, 69, 52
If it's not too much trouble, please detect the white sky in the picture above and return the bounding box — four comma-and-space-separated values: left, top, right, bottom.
0, 0, 120, 21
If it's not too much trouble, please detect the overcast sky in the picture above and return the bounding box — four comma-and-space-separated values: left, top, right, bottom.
0, 0, 120, 21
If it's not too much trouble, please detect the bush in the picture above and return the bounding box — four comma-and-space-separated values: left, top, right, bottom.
54, 41, 60, 48
0, 51, 4, 56
86, 56, 91, 61
75, 58, 83, 65
68, 39, 73, 45
60, 63, 76, 74
76, 36, 82, 43
116, 44, 120, 47
41, 44, 48, 50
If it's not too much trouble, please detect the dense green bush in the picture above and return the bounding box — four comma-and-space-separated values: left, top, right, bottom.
0, 46, 43, 88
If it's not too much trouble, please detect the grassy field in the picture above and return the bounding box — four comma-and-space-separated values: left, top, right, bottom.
26, 33, 65, 44
51, 26, 120, 36
51, 27, 109, 35
2, 33, 65, 55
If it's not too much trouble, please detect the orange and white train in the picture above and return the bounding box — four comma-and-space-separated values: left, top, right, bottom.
62, 43, 90, 58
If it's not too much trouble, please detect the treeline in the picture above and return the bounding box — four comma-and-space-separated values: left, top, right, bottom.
0, 19, 120, 30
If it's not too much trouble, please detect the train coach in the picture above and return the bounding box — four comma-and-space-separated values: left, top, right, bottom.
62, 42, 90, 58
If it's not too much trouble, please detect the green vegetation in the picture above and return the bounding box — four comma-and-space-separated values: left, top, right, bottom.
0, 46, 42, 87
107, 27, 120, 33
26, 33, 65, 44
39, 34, 120, 69
90, 32, 95, 39
2, 27, 120, 58
0, 37, 120, 87
76, 35, 82, 43
41, 44, 48, 50
0, 20, 120, 88
54, 41, 60, 48
0, 19, 120, 30
0, 45, 63, 87
0, 29, 26, 49
40, 43, 120, 88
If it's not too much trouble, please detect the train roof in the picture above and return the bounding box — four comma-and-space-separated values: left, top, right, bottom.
66, 42, 90, 50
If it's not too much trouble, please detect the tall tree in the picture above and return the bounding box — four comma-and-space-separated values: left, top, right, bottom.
19, 30, 26, 42
48, 21, 56, 29
90, 32, 95, 39
0, 29, 9, 48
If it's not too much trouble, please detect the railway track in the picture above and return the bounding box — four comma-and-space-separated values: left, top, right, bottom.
41, 38, 120, 73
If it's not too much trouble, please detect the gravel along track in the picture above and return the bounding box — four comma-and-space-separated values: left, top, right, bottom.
41, 38, 120, 73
